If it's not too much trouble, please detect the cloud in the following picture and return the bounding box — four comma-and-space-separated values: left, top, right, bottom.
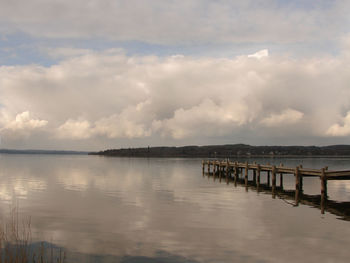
0, 0, 348, 46
0, 111, 48, 141
0, 48, 350, 149
55, 103, 152, 140
44, 47, 93, 59
6, 111, 47, 130
248, 49, 269, 59
326, 112, 350, 136
0, 111, 47, 136
154, 98, 255, 139
260, 109, 304, 127
94, 113, 151, 139
56, 119, 92, 140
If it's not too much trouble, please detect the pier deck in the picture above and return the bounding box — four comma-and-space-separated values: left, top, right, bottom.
202, 160, 350, 215
203, 160, 350, 179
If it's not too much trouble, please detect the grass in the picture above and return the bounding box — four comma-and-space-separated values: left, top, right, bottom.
0, 207, 66, 263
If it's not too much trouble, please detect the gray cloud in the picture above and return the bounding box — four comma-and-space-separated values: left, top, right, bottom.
1, 47, 350, 150
0, 0, 348, 46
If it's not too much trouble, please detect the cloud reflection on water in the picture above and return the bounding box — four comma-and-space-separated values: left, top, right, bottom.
0, 155, 350, 262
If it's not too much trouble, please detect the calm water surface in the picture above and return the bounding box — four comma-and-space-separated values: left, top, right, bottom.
0, 154, 350, 262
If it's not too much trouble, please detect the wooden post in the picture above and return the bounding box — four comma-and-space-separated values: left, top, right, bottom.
226, 159, 230, 177
213, 164, 217, 181
299, 165, 303, 192
280, 173, 283, 189
257, 164, 261, 188
245, 161, 248, 186
295, 166, 300, 205
234, 162, 238, 177
234, 162, 238, 186
279, 163, 283, 189
202, 161, 205, 177
267, 171, 270, 187
321, 168, 327, 214
226, 171, 229, 185
272, 165, 276, 198
253, 161, 257, 184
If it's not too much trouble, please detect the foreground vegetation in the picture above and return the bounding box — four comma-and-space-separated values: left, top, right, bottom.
0, 207, 65, 263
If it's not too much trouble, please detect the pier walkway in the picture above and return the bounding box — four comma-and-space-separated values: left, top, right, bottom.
202, 160, 350, 215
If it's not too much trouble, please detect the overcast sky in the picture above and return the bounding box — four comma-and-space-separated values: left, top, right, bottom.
1, 0, 350, 151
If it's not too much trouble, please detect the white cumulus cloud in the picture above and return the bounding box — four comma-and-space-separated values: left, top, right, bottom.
248, 49, 269, 59
0, 111, 48, 136
56, 119, 92, 140
260, 109, 304, 127
94, 114, 151, 139
326, 112, 350, 137
0, 49, 350, 149
154, 98, 256, 139
8, 111, 47, 130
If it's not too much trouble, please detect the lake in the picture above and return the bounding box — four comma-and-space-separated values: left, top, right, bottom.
0, 154, 349, 262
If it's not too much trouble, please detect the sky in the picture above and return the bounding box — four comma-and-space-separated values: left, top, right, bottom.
1, 0, 350, 151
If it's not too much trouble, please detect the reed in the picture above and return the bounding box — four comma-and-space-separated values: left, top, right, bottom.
0, 207, 65, 263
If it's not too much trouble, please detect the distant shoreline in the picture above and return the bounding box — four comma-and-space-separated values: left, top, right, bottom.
0, 149, 88, 155
4, 144, 350, 158
90, 154, 350, 159
89, 144, 350, 158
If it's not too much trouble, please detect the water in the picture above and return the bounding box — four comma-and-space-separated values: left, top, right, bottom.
0, 154, 350, 262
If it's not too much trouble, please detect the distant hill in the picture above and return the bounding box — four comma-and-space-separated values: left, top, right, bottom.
89, 144, 350, 158
0, 149, 87, 155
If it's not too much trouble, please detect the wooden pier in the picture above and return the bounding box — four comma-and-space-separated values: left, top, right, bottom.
202, 160, 350, 216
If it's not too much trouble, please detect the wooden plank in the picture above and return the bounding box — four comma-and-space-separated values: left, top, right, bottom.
327, 176, 350, 180
326, 170, 350, 177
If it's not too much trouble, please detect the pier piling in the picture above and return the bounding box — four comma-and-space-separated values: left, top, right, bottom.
321, 168, 327, 214
295, 166, 300, 205
202, 160, 350, 204
272, 165, 276, 198
202, 159, 350, 217
257, 164, 261, 188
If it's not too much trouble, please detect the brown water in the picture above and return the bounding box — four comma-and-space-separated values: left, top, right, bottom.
0, 154, 349, 262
